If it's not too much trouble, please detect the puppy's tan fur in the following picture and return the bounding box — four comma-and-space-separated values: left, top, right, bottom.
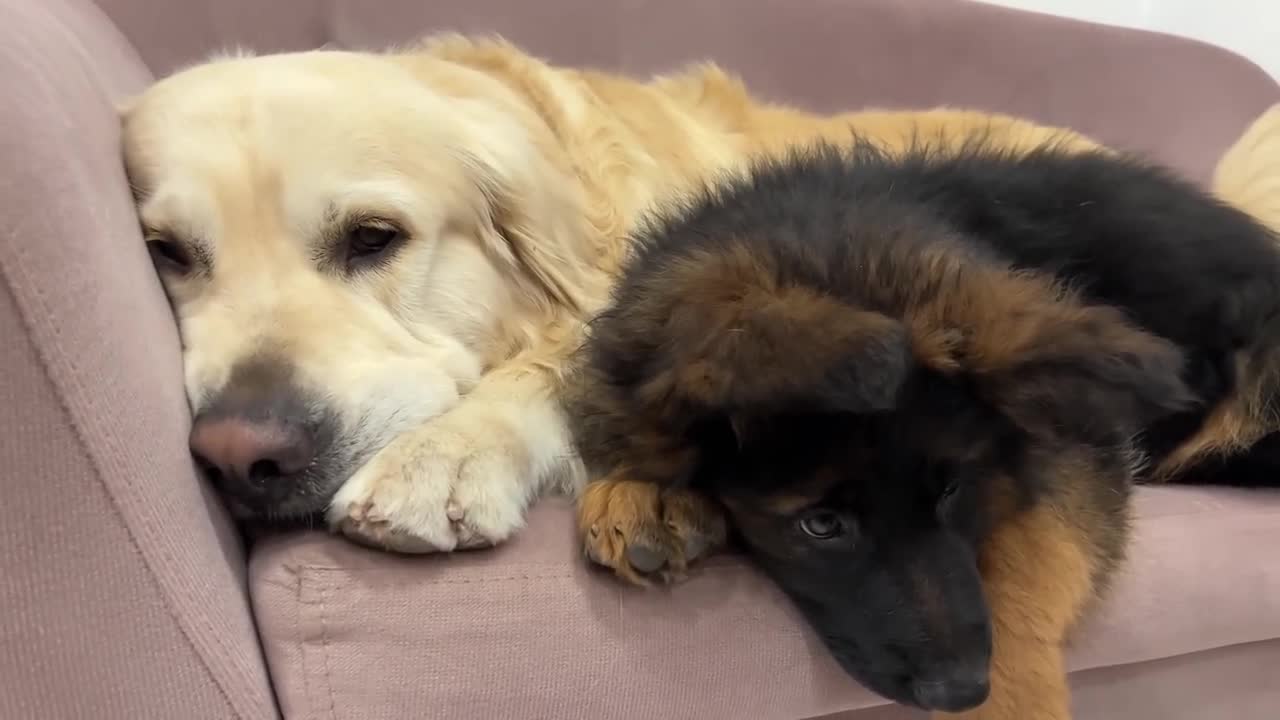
121, 35, 1102, 551
1154, 104, 1280, 480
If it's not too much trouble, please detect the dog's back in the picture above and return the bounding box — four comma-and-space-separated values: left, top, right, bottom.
842, 141, 1280, 355
622, 138, 1280, 483
836, 140, 1280, 477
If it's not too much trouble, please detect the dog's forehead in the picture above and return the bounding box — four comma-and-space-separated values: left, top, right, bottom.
124, 62, 477, 212
722, 411, 989, 513
753, 470, 845, 515
722, 427, 866, 512
126, 90, 347, 174
129, 56, 431, 156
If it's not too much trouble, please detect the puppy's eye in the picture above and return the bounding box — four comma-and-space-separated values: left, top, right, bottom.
146, 236, 194, 276
937, 477, 962, 518
939, 478, 960, 502
345, 221, 405, 267
798, 510, 845, 540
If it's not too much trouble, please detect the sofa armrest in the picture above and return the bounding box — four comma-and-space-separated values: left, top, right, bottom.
0, 1, 276, 717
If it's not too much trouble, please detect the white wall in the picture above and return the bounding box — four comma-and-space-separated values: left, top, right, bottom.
977, 0, 1280, 81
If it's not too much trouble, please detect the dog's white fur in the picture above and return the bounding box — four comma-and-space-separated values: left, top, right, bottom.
121, 35, 1105, 552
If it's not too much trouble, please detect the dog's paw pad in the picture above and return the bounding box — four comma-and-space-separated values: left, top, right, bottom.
452, 521, 496, 550
683, 533, 711, 563
577, 478, 726, 585
663, 492, 728, 564
344, 501, 375, 524
625, 542, 669, 574
338, 513, 439, 554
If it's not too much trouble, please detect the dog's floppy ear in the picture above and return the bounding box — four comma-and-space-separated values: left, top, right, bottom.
600, 248, 914, 426
482, 153, 602, 314
976, 298, 1198, 440
454, 102, 606, 317
655, 289, 911, 416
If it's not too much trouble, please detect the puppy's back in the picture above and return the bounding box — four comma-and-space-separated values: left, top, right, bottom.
878, 141, 1280, 354
573, 139, 1280, 480
875, 140, 1280, 466
570, 139, 1215, 492
623, 138, 1280, 352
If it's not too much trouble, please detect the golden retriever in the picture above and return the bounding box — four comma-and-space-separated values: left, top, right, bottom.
118, 34, 1265, 555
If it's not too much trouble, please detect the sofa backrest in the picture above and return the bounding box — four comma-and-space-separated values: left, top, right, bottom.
95, 0, 1279, 181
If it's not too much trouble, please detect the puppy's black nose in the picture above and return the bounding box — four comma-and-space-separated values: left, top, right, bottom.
190, 414, 314, 489
910, 666, 990, 712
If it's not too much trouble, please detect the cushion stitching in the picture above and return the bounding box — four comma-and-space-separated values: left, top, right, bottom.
0, 253, 248, 718
319, 576, 339, 720
294, 569, 309, 720
275, 570, 581, 581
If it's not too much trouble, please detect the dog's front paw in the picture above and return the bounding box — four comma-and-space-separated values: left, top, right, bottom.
328, 410, 534, 553
577, 477, 727, 585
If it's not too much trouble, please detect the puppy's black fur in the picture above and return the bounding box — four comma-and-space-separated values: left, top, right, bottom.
818, 140, 1280, 479
568, 137, 1280, 715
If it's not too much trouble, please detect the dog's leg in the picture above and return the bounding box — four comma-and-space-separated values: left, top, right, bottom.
327, 362, 578, 553
935, 504, 1094, 720
577, 475, 728, 585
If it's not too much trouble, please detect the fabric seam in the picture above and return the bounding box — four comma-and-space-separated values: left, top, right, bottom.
318, 575, 339, 720
0, 252, 254, 719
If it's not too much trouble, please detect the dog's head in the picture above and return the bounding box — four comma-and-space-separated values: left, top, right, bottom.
580, 210, 1195, 710
120, 45, 595, 520
702, 268, 1194, 711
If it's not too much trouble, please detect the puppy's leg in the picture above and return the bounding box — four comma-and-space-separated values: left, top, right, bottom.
578, 475, 727, 585
328, 362, 578, 553
936, 505, 1095, 720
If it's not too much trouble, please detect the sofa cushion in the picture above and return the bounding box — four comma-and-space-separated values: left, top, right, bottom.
250, 486, 1280, 719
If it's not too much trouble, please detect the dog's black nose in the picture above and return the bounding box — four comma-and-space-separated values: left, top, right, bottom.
910, 666, 990, 712
190, 413, 315, 490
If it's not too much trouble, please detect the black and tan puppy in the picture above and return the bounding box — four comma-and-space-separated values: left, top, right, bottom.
565, 138, 1280, 719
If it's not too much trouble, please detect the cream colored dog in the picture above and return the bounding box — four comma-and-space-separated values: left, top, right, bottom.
120, 35, 1147, 553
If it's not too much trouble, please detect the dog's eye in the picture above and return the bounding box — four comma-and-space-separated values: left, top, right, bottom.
798, 510, 845, 540
936, 477, 962, 518
939, 478, 960, 502
146, 236, 194, 276
345, 221, 404, 267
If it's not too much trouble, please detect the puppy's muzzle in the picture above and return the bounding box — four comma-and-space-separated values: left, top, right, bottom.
910, 662, 991, 712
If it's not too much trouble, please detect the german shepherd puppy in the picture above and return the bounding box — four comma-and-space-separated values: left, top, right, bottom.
565, 138, 1280, 718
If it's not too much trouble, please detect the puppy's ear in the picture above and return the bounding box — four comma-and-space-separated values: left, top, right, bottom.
614, 260, 914, 425
979, 300, 1198, 440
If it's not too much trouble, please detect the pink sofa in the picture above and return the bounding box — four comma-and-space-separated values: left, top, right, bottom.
2, 0, 1279, 718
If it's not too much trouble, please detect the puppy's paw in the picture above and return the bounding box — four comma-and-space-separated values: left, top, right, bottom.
328, 408, 534, 553
577, 477, 727, 585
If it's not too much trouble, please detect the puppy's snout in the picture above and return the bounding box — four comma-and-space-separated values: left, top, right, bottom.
910, 662, 991, 712
190, 414, 315, 488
